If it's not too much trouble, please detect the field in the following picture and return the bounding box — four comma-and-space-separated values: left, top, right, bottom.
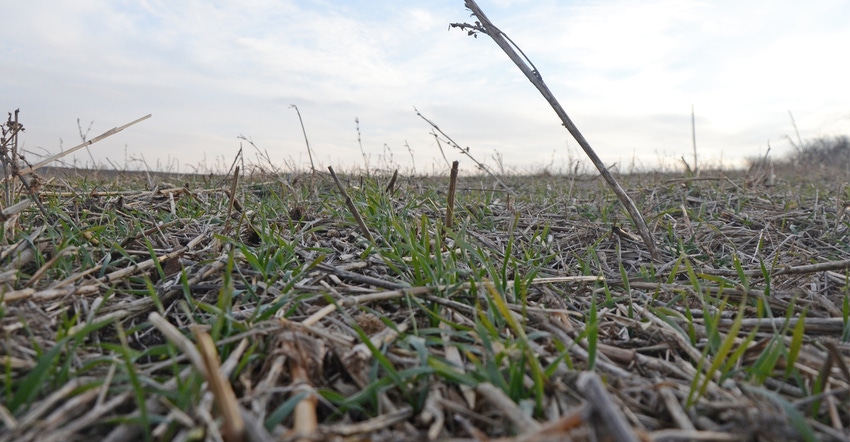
1, 162, 850, 441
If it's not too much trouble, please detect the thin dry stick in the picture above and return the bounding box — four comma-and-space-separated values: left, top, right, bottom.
290, 104, 316, 174
716, 317, 845, 333
284, 340, 319, 441
301, 275, 601, 326
1, 110, 24, 206
452, 1, 659, 260
699, 258, 850, 278
148, 313, 205, 372
415, 108, 516, 196
0, 199, 31, 222
384, 169, 398, 195
19, 114, 151, 175
773, 258, 850, 276
475, 382, 540, 434
314, 261, 405, 290
24, 246, 77, 288
322, 407, 413, 437
445, 161, 459, 229
98, 246, 189, 284
691, 105, 699, 176
788, 110, 804, 151
513, 409, 585, 442
224, 166, 240, 232
0, 285, 97, 304
576, 372, 640, 442
431, 130, 451, 168
658, 386, 696, 431
193, 327, 245, 442
327, 166, 374, 242
148, 316, 267, 442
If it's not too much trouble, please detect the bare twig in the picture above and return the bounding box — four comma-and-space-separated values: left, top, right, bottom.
77, 118, 98, 169
301, 276, 601, 326
451, 1, 659, 260
1, 110, 25, 205
321, 407, 413, 437
290, 105, 316, 174
445, 161, 459, 229
698, 257, 850, 278
576, 372, 640, 442
691, 105, 699, 177
327, 166, 374, 242
355, 117, 370, 175
193, 327, 245, 442
384, 169, 398, 195
224, 165, 241, 233
415, 107, 516, 196
716, 317, 845, 333
788, 110, 804, 152
431, 130, 451, 168
0, 198, 31, 222
475, 383, 539, 434
19, 114, 151, 175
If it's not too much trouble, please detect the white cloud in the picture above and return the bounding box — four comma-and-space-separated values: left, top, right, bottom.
1, 0, 847, 173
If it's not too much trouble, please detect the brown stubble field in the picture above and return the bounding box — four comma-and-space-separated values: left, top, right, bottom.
1, 162, 849, 441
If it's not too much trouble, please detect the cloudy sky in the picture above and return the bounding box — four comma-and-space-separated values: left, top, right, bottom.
2, 0, 848, 174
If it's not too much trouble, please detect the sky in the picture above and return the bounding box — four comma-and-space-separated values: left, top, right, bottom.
2, 0, 849, 174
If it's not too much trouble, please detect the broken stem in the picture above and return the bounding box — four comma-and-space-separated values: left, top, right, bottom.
453, 1, 659, 260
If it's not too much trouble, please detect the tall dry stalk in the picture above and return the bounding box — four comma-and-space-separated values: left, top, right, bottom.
691, 105, 699, 177
290, 104, 316, 174
451, 0, 659, 260
18, 114, 151, 175
1, 110, 24, 206
445, 161, 459, 229
415, 107, 516, 196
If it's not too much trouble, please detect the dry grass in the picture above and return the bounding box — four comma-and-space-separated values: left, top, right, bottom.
1, 164, 849, 441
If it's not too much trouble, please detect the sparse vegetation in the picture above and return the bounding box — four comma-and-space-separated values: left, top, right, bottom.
788, 135, 850, 171
2, 104, 850, 441
747, 134, 850, 188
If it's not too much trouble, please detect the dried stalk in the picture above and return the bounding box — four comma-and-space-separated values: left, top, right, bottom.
18, 114, 151, 175
415, 108, 516, 196
327, 166, 374, 242
224, 165, 241, 233
700, 257, 850, 278
576, 372, 640, 442
691, 105, 699, 176
445, 160, 459, 229
475, 382, 539, 433
301, 275, 600, 326
451, 1, 659, 260
1, 110, 28, 206
321, 407, 413, 437
384, 169, 398, 195
282, 334, 320, 441
0, 198, 31, 222
290, 104, 316, 175
193, 327, 245, 442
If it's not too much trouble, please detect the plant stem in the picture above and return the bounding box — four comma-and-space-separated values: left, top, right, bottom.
454, 0, 660, 260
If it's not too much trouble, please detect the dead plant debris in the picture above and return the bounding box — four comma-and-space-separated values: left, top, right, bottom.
1, 164, 850, 442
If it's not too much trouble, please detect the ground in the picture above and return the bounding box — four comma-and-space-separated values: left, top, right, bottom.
1, 164, 849, 441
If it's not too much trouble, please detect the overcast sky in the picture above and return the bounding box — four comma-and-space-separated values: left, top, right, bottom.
2, 0, 848, 174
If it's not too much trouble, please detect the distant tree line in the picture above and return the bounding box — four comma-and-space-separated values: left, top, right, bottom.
786, 135, 850, 170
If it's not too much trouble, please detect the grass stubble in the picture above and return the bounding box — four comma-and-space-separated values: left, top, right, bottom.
0, 154, 849, 441
3, 2, 850, 439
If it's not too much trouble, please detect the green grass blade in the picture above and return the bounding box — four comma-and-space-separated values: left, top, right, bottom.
586, 289, 598, 371
264, 391, 309, 430
786, 309, 807, 377
744, 385, 818, 442
8, 337, 68, 413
